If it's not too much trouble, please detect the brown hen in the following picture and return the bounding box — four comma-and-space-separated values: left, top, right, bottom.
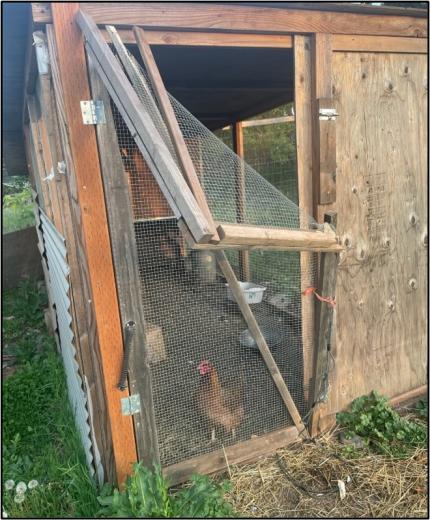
197, 360, 245, 442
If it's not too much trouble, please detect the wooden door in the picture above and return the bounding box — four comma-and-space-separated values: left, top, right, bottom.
325, 51, 427, 419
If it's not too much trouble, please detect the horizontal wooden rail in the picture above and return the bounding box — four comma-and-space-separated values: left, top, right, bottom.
32, 3, 427, 38
242, 115, 295, 128
164, 425, 299, 485
217, 223, 343, 252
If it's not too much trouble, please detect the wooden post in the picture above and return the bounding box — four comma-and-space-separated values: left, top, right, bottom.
215, 250, 308, 437
87, 54, 160, 467
311, 33, 336, 217
294, 35, 316, 404
309, 212, 338, 437
232, 121, 250, 281
51, 3, 137, 485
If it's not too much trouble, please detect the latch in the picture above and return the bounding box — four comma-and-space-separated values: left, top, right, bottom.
80, 100, 106, 125
319, 108, 338, 121
121, 394, 141, 416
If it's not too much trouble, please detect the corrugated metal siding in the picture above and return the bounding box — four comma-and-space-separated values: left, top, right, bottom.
37, 209, 101, 481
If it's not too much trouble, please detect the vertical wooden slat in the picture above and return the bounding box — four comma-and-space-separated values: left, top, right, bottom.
51, 3, 137, 485
311, 33, 336, 214
87, 54, 160, 467
294, 35, 316, 403
309, 212, 338, 437
232, 121, 250, 281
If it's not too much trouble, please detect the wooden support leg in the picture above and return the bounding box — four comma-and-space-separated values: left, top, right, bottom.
215, 250, 308, 437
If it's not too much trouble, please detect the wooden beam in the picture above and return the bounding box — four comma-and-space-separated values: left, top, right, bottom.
51, 3, 137, 486
133, 25, 219, 242
311, 34, 335, 213
76, 9, 212, 244
332, 35, 428, 54
217, 223, 343, 252
389, 385, 427, 409
103, 28, 294, 48
294, 35, 316, 404
232, 122, 250, 282
242, 115, 295, 128
309, 212, 338, 438
46, 23, 116, 483
32, 3, 428, 37
87, 54, 160, 467
164, 425, 299, 485
215, 251, 308, 437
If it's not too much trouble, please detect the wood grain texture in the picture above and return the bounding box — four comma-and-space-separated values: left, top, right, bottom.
76, 10, 212, 244
232, 122, 250, 281
294, 35, 316, 403
33, 2, 427, 37
217, 223, 342, 252
332, 35, 428, 54
104, 28, 293, 48
133, 26, 219, 241
324, 51, 428, 419
87, 56, 160, 466
46, 23, 116, 483
164, 425, 299, 485
215, 251, 308, 437
311, 34, 336, 209
51, 4, 137, 485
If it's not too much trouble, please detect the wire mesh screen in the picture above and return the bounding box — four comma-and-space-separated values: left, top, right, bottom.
105, 36, 318, 467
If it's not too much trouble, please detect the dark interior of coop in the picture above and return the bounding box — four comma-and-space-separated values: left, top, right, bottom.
113, 43, 309, 467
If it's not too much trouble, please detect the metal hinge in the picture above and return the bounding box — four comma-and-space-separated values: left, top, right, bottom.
80, 100, 106, 125
319, 108, 338, 121
121, 394, 141, 416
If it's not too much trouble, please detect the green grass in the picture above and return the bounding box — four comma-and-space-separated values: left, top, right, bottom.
2, 181, 36, 234
2, 280, 99, 518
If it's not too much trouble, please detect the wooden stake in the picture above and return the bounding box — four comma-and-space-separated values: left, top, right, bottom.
215, 250, 309, 437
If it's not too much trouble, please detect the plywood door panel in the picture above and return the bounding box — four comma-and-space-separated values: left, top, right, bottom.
326, 52, 427, 416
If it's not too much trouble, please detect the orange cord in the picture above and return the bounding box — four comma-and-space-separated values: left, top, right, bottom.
302, 287, 336, 307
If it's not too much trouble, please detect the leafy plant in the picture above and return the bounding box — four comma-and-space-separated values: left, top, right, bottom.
97, 463, 236, 518
415, 399, 428, 419
337, 391, 427, 458
2, 178, 35, 234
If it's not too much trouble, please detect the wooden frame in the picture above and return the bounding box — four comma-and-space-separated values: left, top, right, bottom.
51, 3, 137, 485
33, 3, 427, 38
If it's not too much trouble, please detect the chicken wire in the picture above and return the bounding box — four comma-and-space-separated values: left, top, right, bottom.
106, 37, 318, 467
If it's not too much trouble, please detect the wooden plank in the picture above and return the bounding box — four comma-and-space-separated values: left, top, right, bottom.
311, 34, 335, 212
51, 3, 137, 486
242, 115, 295, 128
309, 212, 338, 438
294, 35, 316, 404
133, 25, 219, 242
76, 10, 213, 244
46, 23, 116, 484
389, 385, 427, 409
317, 98, 337, 205
232, 122, 250, 282
164, 425, 299, 485
32, 3, 428, 37
87, 54, 160, 467
332, 35, 428, 54
215, 251, 308, 437
104, 28, 293, 48
323, 51, 427, 422
217, 223, 343, 252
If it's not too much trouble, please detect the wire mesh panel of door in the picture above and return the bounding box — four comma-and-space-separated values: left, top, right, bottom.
107, 39, 318, 467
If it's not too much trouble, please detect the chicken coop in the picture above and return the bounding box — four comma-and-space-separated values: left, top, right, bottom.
3, 2, 427, 486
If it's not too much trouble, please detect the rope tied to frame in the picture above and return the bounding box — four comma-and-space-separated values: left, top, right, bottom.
302, 287, 336, 307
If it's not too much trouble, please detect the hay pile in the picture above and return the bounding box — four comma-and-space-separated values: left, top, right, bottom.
226, 427, 428, 518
